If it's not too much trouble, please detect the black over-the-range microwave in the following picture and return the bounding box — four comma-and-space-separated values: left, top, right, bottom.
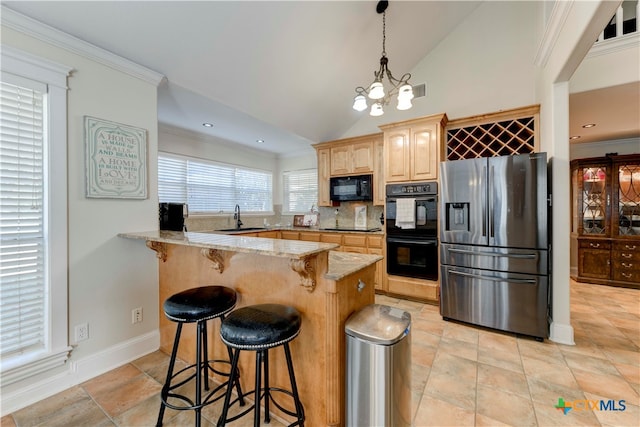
329, 174, 373, 202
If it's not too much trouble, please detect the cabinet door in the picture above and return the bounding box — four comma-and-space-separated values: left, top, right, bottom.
411, 122, 438, 181
578, 240, 611, 279
280, 231, 299, 240
373, 139, 385, 206
330, 145, 351, 175
299, 232, 321, 242
385, 129, 410, 182
368, 247, 385, 291
351, 141, 374, 174
317, 148, 332, 206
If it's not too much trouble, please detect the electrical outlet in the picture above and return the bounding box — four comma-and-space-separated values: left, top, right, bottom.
75, 323, 89, 342
132, 307, 143, 324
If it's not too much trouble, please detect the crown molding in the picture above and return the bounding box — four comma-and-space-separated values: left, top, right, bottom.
1, 6, 165, 86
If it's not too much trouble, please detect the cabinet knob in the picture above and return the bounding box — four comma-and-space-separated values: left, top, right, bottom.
621, 272, 632, 279
357, 279, 366, 293
625, 245, 637, 250
590, 243, 600, 248
622, 262, 633, 268
622, 253, 632, 259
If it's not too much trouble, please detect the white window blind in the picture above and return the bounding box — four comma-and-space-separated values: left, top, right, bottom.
0, 79, 46, 358
159, 153, 273, 213
283, 169, 318, 214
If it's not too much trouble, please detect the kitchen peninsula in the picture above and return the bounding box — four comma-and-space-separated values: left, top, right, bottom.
118, 230, 381, 426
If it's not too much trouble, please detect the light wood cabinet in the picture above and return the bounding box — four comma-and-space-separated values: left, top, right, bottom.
571, 153, 640, 289
380, 113, 447, 183
373, 138, 385, 206
280, 230, 299, 241
317, 148, 331, 207
314, 133, 382, 207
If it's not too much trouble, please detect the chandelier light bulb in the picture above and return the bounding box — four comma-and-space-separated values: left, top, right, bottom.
353, 95, 368, 112
370, 102, 384, 116
368, 82, 385, 100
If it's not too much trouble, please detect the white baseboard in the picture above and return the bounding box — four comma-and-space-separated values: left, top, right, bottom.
0, 330, 159, 416
549, 321, 575, 345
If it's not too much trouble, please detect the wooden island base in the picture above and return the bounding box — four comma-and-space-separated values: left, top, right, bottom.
122, 231, 379, 427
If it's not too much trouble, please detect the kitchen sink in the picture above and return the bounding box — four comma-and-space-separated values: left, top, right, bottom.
216, 227, 267, 232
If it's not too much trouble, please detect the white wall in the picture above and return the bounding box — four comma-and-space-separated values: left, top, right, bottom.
1, 21, 161, 413
343, 0, 540, 137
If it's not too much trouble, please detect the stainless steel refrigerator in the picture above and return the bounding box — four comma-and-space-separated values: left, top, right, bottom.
439, 152, 550, 340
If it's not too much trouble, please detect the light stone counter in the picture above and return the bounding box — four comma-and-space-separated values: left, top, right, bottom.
118, 230, 381, 281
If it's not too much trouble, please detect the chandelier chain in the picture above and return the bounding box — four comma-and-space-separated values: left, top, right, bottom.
381, 12, 386, 57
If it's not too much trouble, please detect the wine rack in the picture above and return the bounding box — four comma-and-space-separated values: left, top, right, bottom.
445, 105, 539, 160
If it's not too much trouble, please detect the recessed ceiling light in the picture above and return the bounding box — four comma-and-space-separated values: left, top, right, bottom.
202, 122, 214, 127
256, 139, 265, 143
570, 135, 581, 140
582, 123, 596, 128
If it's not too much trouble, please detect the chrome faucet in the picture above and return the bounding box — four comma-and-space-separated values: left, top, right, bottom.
234, 204, 243, 229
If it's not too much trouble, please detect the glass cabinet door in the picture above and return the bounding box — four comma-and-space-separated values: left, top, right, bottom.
617, 163, 640, 237
581, 166, 607, 235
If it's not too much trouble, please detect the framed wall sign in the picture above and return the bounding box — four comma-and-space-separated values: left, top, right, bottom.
84, 116, 147, 199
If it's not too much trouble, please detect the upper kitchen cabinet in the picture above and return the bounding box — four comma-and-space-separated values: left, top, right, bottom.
379, 113, 447, 183
313, 133, 384, 206
571, 153, 640, 288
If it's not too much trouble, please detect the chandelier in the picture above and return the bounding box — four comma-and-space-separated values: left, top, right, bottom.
352, 0, 414, 116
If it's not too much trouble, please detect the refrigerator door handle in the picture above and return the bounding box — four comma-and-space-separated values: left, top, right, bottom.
447, 248, 538, 259
489, 165, 495, 239
448, 269, 538, 285
482, 165, 487, 237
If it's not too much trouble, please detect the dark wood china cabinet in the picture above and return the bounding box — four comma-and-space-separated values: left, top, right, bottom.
571, 153, 640, 288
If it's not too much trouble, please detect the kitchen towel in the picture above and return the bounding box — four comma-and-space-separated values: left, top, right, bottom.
396, 198, 416, 229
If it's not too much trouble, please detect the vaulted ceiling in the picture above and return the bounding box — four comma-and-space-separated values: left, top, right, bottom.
4, 1, 638, 155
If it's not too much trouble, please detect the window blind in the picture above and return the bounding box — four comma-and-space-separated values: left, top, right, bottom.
158, 153, 273, 213
0, 80, 46, 358
283, 169, 318, 214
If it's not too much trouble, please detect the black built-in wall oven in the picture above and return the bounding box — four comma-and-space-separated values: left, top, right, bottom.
386, 182, 439, 281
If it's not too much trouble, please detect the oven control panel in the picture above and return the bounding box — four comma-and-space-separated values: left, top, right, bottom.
386, 181, 438, 196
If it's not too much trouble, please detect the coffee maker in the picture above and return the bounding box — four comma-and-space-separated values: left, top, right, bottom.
159, 203, 188, 231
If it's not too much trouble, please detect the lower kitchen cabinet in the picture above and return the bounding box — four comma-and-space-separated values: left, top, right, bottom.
387, 275, 439, 304
578, 238, 611, 280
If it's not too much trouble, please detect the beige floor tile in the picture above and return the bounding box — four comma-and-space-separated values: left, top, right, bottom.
81, 364, 143, 397
475, 413, 513, 426
424, 370, 476, 411
476, 384, 537, 427
413, 395, 475, 427
521, 355, 580, 390
584, 392, 640, 427
11, 386, 92, 426
563, 351, 620, 376
442, 322, 479, 345
412, 341, 437, 367
436, 336, 478, 362
614, 361, 640, 384
602, 347, 640, 366
477, 362, 530, 399
91, 374, 163, 418
431, 351, 478, 381
477, 347, 524, 374
411, 329, 441, 350
572, 368, 640, 406
527, 376, 585, 406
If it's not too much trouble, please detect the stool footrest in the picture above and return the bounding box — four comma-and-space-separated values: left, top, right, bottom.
220, 387, 304, 426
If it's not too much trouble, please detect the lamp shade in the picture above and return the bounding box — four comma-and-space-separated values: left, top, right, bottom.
397, 98, 412, 110
368, 82, 385, 100
398, 84, 414, 101
370, 102, 384, 116
352, 95, 368, 112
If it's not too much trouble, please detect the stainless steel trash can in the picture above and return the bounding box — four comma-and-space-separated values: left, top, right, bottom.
345, 304, 411, 427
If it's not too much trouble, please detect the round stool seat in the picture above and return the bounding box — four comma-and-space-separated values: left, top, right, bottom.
163, 285, 237, 323
221, 304, 301, 350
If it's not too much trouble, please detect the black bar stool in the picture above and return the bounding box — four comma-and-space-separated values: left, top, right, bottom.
217, 304, 305, 427
157, 286, 245, 427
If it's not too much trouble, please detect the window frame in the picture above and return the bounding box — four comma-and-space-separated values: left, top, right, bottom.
0, 46, 72, 385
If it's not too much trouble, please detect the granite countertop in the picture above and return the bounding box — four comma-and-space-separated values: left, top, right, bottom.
201, 226, 385, 235
119, 230, 381, 281
118, 230, 338, 259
